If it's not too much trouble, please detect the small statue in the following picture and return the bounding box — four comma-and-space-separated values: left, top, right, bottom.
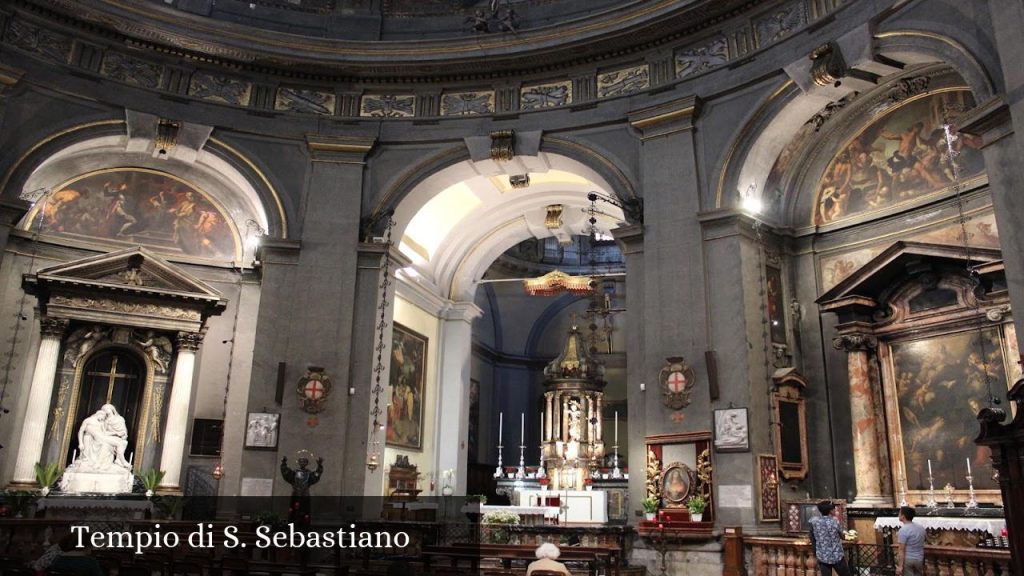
135, 330, 173, 373
497, 7, 518, 33
281, 455, 323, 526
465, 9, 490, 33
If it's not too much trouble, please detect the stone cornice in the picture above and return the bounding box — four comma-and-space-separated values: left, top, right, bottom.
611, 223, 643, 255
628, 95, 701, 139
957, 95, 1013, 148
306, 135, 377, 164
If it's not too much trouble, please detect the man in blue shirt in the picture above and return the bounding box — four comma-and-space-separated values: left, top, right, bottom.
809, 501, 850, 576
897, 506, 926, 576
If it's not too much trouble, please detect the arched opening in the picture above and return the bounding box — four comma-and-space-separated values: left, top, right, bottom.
378, 150, 630, 502
67, 348, 146, 468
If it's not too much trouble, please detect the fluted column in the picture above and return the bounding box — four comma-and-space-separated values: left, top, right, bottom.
157, 332, 203, 490
11, 318, 68, 485
833, 333, 888, 507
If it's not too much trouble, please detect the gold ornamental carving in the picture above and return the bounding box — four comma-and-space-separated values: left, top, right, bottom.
646, 446, 662, 500
50, 295, 200, 321
490, 130, 515, 161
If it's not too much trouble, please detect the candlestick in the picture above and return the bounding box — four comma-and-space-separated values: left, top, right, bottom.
926, 462, 938, 508
897, 463, 908, 507
965, 472, 978, 509
520, 413, 525, 445
966, 457, 971, 476
614, 411, 619, 445
499, 412, 503, 445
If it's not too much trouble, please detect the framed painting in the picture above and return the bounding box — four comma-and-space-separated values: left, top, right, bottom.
24, 167, 239, 260
766, 265, 787, 345
189, 418, 223, 457
245, 412, 280, 449
713, 407, 749, 452
387, 323, 428, 450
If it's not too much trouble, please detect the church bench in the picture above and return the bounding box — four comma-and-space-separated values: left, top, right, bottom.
421, 545, 607, 576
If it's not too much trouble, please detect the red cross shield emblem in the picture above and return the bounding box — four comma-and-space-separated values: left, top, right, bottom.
659, 357, 695, 410
297, 366, 332, 414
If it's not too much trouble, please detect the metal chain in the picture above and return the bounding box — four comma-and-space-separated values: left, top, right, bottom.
368, 218, 396, 464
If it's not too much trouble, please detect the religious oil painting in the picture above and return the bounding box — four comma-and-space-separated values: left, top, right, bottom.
387, 323, 427, 450
245, 412, 280, 450
660, 462, 692, 507
891, 328, 1007, 491
814, 90, 985, 225
26, 168, 238, 260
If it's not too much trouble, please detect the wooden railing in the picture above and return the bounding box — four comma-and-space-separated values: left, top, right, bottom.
745, 536, 1013, 576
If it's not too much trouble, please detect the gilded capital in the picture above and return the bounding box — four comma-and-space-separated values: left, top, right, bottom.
832, 334, 877, 352
40, 317, 69, 338
176, 331, 204, 351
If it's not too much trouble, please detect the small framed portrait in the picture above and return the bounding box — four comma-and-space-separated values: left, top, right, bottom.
714, 407, 749, 452
245, 412, 280, 450
660, 462, 693, 508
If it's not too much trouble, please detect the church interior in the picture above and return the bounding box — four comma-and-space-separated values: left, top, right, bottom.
0, 0, 1022, 574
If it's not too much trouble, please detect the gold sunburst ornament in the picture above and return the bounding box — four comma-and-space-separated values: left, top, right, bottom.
523, 270, 594, 296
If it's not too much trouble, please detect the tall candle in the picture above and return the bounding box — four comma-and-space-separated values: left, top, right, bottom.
928, 459, 933, 477
898, 461, 903, 480
615, 411, 619, 444
521, 412, 525, 445
966, 457, 971, 475
541, 411, 544, 443
499, 412, 503, 445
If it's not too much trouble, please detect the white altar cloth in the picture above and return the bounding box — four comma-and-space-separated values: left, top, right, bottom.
516, 489, 608, 523
874, 516, 1005, 536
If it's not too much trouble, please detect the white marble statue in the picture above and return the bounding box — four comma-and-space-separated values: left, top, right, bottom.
59, 404, 134, 493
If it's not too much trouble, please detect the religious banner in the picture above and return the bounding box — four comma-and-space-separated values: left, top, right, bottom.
296, 366, 332, 414
387, 323, 427, 450
659, 356, 695, 410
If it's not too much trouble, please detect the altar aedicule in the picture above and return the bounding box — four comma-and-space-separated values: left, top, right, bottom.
541, 324, 606, 491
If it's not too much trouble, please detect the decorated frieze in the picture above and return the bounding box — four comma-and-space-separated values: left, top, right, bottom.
597, 65, 649, 99
440, 91, 495, 116
101, 52, 163, 89
50, 295, 202, 321
275, 86, 336, 115
675, 36, 728, 79
360, 94, 416, 118
520, 80, 572, 110
5, 18, 72, 64
753, 4, 806, 48
188, 71, 253, 107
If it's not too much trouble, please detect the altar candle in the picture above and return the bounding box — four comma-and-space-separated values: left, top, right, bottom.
614, 411, 619, 444
521, 413, 525, 445
966, 457, 972, 475
928, 459, 933, 477
541, 411, 544, 442
499, 412, 503, 445
898, 461, 903, 480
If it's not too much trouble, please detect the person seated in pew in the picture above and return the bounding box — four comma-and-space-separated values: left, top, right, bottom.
527, 543, 571, 576
31, 532, 105, 576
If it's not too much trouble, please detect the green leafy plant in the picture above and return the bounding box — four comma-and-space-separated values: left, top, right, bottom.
138, 469, 166, 492
642, 496, 659, 514
686, 494, 707, 514
152, 495, 185, 520
34, 462, 63, 489
466, 494, 488, 504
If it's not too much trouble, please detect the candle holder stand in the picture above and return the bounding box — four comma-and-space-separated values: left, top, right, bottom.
925, 472, 938, 508
611, 444, 623, 479
965, 474, 978, 509
516, 444, 526, 479
494, 445, 504, 478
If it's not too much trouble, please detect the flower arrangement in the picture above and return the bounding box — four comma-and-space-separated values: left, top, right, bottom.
686, 495, 707, 514
843, 529, 858, 542
482, 510, 521, 525
538, 477, 550, 485
583, 477, 593, 485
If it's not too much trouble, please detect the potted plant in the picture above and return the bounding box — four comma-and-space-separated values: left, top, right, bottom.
642, 496, 659, 521
583, 477, 593, 491
34, 462, 62, 497
481, 510, 520, 544
538, 477, 550, 490
138, 469, 166, 499
687, 494, 707, 522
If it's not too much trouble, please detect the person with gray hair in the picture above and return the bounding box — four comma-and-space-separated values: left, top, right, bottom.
527, 542, 571, 576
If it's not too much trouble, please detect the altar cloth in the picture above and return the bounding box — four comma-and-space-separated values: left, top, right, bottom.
873, 516, 1006, 536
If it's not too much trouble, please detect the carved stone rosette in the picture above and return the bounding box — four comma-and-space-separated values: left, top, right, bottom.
40, 317, 69, 337
175, 331, 204, 351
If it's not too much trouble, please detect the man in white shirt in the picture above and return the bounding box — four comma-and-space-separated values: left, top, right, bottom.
897, 506, 926, 576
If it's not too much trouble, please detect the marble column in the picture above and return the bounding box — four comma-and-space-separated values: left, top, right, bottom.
833, 333, 887, 507
434, 301, 483, 495
11, 317, 68, 485
157, 332, 203, 490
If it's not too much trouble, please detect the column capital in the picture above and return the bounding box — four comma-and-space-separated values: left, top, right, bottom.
832, 333, 877, 352
441, 301, 483, 323
306, 134, 377, 164
611, 223, 644, 255
39, 317, 69, 338
628, 95, 701, 140
176, 331, 204, 351
958, 95, 1012, 148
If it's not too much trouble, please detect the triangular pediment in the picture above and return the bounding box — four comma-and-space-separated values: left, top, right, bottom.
817, 241, 1002, 305
26, 246, 223, 303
